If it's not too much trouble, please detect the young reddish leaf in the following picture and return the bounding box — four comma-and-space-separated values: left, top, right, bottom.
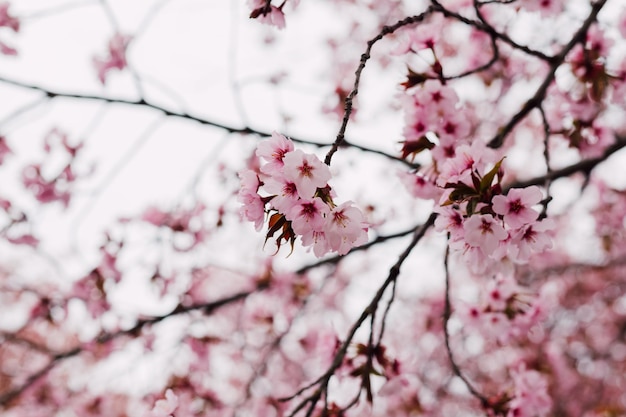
400, 136, 435, 160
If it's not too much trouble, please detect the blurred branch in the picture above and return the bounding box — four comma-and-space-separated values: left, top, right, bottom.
0, 75, 414, 167
19, 1, 98, 20
296, 221, 429, 274
442, 242, 490, 409
485, 0, 607, 149
431, 0, 553, 62
0, 289, 257, 407
325, 8, 435, 166
507, 136, 626, 190
282, 213, 436, 416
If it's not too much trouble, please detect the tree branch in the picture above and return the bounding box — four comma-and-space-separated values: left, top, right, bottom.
486, 0, 608, 148
0, 75, 414, 167
282, 213, 436, 416
0, 289, 256, 407
324, 9, 435, 166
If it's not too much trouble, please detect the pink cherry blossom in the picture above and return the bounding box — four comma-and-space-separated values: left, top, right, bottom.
324, 202, 368, 255
438, 140, 495, 186
522, 0, 564, 18
492, 186, 543, 229
238, 169, 265, 230
248, 0, 286, 29
398, 170, 440, 200
393, 16, 442, 54
93, 33, 131, 84
300, 229, 331, 257
510, 219, 554, 263
434, 204, 465, 241
282, 149, 331, 200
263, 175, 300, 214
463, 214, 508, 254
256, 132, 295, 174
288, 197, 329, 235
0, 3, 19, 31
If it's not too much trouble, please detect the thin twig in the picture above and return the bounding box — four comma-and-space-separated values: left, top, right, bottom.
507, 136, 626, 190
0, 289, 256, 407
282, 214, 436, 416
442, 242, 490, 408
324, 9, 435, 166
486, 0, 608, 149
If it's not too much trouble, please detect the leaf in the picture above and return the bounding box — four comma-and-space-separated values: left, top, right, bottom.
401, 66, 431, 89
443, 181, 478, 205
479, 158, 504, 193
400, 136, 435, 160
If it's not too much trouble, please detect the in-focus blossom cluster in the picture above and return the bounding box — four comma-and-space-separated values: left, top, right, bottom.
396, 80, 473, 202
238, 132, 368, 257
434, 144, 553, 272
392, 80, 554, 272
0, 2, 19, 55
93, 33, 131, 84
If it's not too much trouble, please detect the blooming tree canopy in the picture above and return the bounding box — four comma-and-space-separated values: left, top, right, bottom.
1, 0, 626, 416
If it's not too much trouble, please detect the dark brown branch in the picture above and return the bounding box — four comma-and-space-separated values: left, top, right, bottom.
507, 136, 626, 190
296, 222, 426, 275
282, 213, 437, 417
324, 9, 435, 166
431, 0, 553, 62
0, 75, 413, 167
486, 0, 608, 149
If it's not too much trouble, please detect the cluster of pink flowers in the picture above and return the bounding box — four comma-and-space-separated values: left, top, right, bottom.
22, 128, 88, 207
238, 132, 368, 257
506, 365, 553, 417
400, 80, 470, 163
93, 33, 131, 84
392, 80, 554, 272
433, 141, 553, 273
460, 274, 547, 342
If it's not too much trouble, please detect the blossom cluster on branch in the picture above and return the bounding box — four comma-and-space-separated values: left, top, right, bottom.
239, 132, 368, 257
1, 0, 626, 417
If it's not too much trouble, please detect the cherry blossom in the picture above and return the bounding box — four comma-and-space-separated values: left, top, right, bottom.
93, 33, 131, 84
256, 131, 295, 174
0, 2, 18, 56
510, 219, 555, 263
506, 366, 552, 417
0, 3, 19, 31
288, 197, 329, 235
2, 2, 626, 417
463, 214, 508, 255
282, 149, 332, 200
238, 169, 265, 230
492, 186, 543, 229
248, 0, 286, 29
324, 202, 368, 255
